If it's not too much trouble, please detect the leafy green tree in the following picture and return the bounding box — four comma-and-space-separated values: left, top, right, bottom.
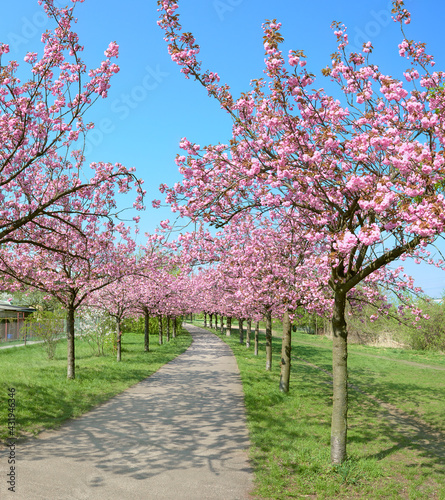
409, 298, 445, 351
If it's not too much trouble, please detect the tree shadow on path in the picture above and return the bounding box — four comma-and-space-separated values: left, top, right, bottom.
1, 326, 254, 500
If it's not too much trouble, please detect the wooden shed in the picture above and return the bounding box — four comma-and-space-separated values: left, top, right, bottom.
0, 301, 36, 342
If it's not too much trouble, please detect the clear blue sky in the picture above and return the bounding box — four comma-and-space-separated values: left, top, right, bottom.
1, 0, 445, 297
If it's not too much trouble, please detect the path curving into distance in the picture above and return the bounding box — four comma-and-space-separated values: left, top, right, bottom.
0, 324, 254, 500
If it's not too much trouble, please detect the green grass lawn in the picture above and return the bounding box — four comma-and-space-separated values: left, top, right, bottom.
0, 329, 192, 444
197, 322, 445, 499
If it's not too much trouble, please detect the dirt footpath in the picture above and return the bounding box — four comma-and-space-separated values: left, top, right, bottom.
0, 325, 254, 500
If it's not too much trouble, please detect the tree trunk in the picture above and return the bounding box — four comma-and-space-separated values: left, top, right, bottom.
239, 318, 244, 344
331, 290, 348, 464
215, 313, 218, 328
158, 315, 163, 345
254, 320, 259, 356
204, 312, 207, 328
66, 305, 76, 380
226, 316, 232, 336
144, 310, 150, 352
246, 319, 252, 348
266, 311, 272, 371
116, 318, 122, 362
173, 316, 177, 338
220, 314, 224, 334
209, 313, 213, 329
166, 315, 171, 342
279, 310, 292, 393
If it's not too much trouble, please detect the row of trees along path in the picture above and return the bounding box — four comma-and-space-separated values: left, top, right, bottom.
0, 1, 193, 382
157, 0, 445, 464
1, 0, 444, 473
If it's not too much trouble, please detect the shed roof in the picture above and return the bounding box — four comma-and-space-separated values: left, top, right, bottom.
0, 303, 36, 314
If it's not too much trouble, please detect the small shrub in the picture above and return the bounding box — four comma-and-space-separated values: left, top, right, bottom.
24, 311, 64, 359
78, 308, 115, 356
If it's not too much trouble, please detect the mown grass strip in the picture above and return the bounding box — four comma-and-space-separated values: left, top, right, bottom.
0, 330, 192, 443
291, 338, 445, 435
199, 322, 445, 499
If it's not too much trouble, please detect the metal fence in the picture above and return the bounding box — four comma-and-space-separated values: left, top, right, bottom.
0, 316, 67, 344
0, 313, 27, 342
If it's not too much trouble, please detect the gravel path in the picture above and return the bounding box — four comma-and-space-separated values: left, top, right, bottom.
0, 325, 253, 500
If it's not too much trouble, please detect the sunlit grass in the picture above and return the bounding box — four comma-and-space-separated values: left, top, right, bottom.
199, 321, 445, 499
